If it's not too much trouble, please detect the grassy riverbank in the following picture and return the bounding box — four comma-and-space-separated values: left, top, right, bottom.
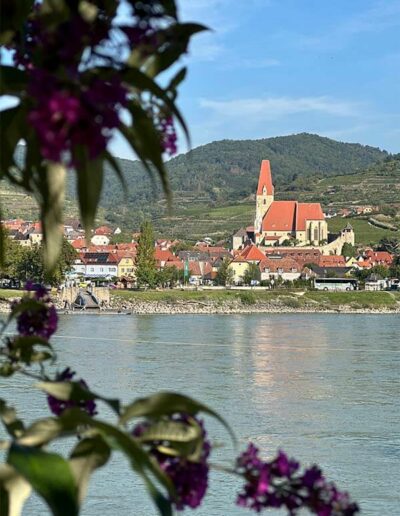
111, 289, 400, 311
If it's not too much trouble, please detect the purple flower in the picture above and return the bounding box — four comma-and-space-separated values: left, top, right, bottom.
47, 367, 97, 417
15, 282, 58, 340
133, 415, 210, 510
235, 444, 359, 515
28, 74, 128, 162
157, 116, 178, 156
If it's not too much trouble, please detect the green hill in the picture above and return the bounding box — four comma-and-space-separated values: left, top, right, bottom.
2, 133, 395, 242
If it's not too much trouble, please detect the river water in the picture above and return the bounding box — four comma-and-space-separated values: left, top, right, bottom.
2, 313, 399, 515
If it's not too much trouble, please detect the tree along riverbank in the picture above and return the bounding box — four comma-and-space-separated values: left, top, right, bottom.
0, 289, 399, 314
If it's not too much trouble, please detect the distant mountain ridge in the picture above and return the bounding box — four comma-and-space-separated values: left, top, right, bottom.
99, 132, 388, 215
3, 133, 390, 238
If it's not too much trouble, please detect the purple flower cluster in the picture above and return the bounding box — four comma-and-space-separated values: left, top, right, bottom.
133, 415, 210, 510
28, 73, 128, 162
15, 282, 58, 340
236, 444, 359, 515
47, 367, 97, 417
158, 116, 178, 156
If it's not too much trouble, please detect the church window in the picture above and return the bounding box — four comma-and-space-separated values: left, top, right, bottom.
314, 228, 318, 241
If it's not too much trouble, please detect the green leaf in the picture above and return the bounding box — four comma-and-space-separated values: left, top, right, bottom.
139, 419, 201, 445
37, 162, 66, 270
120, 66, 190, 146
37, 381, 120, 415
168, 66, 187, 94
120, 104, 171, 204
6, 335, 54, 365
120, 391, 236, 445
0, 464, 31, 516
0, 66, 27, 96
143, 23, 207, 78
59, 409, 174, 516
69, 435, 111, 504
17, 418, 65, 447
74, 149, 104, 237
0, 106, 25, 180
0, 400, 24, 438
8, 444, 79, 516
138, 419, 203, 460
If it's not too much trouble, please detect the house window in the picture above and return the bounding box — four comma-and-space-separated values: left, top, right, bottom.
263, 199, 266, 205
278, 268, 283, 274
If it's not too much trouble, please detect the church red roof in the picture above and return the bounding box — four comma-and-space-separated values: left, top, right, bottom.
262, 201, 296, 231
296, 203, 325, 230
262, 201, 325, 232
257, 160, 274, 195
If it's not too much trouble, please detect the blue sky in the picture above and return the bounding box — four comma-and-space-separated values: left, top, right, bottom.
2, 1, 399, 158
118, 0, 400, 158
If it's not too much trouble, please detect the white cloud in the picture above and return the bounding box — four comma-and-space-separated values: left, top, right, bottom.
199, 95, 359, 119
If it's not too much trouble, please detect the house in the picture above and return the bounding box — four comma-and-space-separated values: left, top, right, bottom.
73, 252, 118, 278
154, 248, 176, 268
264, 248, 322, 267
94, 225, 113, 236
229, 245, 265, 284
364, 250, 393, 267
254, 160, 328, 246
259, 256, 302, 282
90, 234, 110, 246
231, 228, 248, 250
27, 222, 43, 245
117, 254, 136, 279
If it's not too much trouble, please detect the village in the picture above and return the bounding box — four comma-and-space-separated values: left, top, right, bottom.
1, 160, 399, 294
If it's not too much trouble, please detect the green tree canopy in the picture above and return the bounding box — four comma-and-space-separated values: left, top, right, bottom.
215, 258, 234, 286
242, 263, 261, 285
135, 221, 157, 288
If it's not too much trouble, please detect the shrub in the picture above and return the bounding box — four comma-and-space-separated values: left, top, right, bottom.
239, 291, 257, 305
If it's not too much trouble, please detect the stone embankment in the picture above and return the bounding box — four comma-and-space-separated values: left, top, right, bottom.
108, 296, 400, 315
1, 293, 399, 315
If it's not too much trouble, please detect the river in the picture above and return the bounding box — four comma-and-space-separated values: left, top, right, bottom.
2, 313, 399, 515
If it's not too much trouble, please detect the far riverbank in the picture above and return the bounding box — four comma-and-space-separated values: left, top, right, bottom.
109, 289, 400, 314
1, 289, 399, 315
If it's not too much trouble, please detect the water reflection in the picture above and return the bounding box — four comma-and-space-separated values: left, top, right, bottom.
1, 313, 399, 515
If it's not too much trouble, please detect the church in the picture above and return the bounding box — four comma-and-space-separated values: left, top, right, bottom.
254, 160, 328, 246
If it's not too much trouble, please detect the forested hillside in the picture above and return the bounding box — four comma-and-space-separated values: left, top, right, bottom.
2, 134, 393, 241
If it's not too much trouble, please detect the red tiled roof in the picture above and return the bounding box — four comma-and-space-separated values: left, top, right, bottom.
235, 244, 266, 262
95, 225, 113, 235
164, 259, 184, 269
364, 250, 393, 264
264, 248, 321, 266
319, 255, 346, 267
262, 201, 296, 231
154, 248, 175, 262
296, 203, 325, 230
257, 160, 274, 195
71, 239, 87, 249
262, 201, 324, 232
259, 256, 301, 273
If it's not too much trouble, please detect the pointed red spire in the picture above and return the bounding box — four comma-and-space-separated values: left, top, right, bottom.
256, 160, 274, 195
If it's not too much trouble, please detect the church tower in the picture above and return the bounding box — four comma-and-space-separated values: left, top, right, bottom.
254, 160, 274, 233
